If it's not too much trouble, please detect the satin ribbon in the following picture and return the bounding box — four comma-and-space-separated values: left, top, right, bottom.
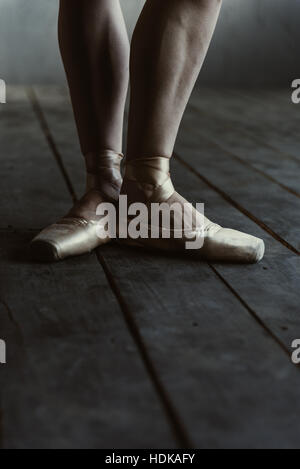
86, 150, 123, 191
124, 157, 175, 203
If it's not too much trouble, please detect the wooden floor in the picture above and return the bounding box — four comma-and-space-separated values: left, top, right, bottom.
0, 86, 299, 449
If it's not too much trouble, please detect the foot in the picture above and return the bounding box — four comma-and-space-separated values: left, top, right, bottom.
31, 150, 123, 262
120, 157, 265, 263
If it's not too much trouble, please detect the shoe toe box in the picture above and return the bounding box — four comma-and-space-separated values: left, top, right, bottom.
204, 228, 265, 263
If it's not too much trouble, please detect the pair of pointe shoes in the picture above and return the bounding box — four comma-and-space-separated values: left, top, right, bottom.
31, 150, 265, 263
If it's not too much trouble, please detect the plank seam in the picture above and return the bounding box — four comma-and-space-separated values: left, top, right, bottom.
174, 152, 299, 256
96, 250, 193, 449
203, 88, 300, 166
0, 299, 23, 340
188, 104, 300, 199
208, 264, 295, 360
27, 87, 77, 203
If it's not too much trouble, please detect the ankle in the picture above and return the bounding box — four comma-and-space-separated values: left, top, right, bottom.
120, 178, 148, 205
121, 156, 174, 204
84, 150, 124, 199
84, 149, 123, 173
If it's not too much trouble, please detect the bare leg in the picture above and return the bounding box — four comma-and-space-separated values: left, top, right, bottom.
126, 0, 222, 161
58, 0, 129, 175
57, 0, 130, 225
31, 0, 130, 261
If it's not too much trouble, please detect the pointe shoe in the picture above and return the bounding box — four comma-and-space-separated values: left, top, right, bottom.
31, 150, 123, 262
120, 157, 265, 263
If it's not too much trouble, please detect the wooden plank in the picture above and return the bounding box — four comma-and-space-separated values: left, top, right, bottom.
174, 96, 300, 347
231, 88, 300, 162
196, 87, 300, 164
200, 87, 300, 136
171, 157, 300, 348
0, 87, 71, 231
0, 86, 175, 449
178, 101, 300, 253
228, 88, 300, 163
35, 85, 300, 448
187, 95, 299, 196
98, 243, 300, 449
232, 88, 300, 123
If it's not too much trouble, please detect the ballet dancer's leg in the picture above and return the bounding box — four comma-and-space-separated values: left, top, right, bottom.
126, 0, 221, 162
122, 0, 265, 262
32, 0, 130, 261
58, 0, 129, 169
